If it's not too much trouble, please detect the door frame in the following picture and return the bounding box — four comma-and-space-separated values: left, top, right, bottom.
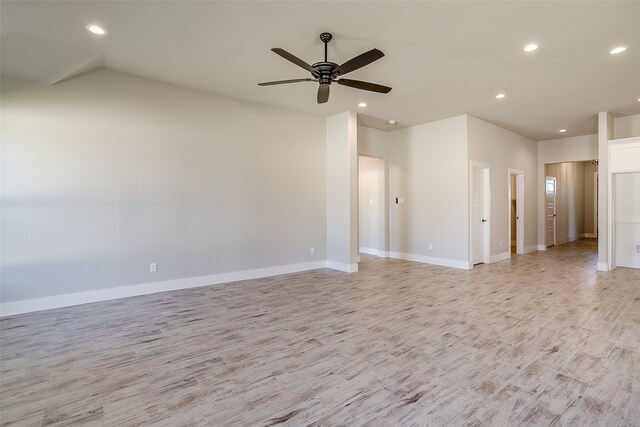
545, 175, 557, 247
469, 161, 491, 266
508, 169, 525, 255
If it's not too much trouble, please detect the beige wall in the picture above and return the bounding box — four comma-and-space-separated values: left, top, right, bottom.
468, 116, 538, 255
1, 70, 327, 302
386, 115, 469, 265
613, 113, 640, 139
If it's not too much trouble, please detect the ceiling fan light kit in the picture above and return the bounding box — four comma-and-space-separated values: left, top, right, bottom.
259, 32, 392, 104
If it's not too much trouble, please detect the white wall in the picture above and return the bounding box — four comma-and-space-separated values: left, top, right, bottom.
615, 172, 640, 269
358, 125, 389, 160
386, 115, 469, 267
326, 111, 358, 272
468, 116, 538, 256
1, 70, 327, 304
537, 134, 598, 247
358, 125, 390, 254
358, 156, 384, 254
584, 161, 598, 236
545, 162, 585, 245
598, 112, 614, 269
510, 174, 517, 245
614, 113, 640, 139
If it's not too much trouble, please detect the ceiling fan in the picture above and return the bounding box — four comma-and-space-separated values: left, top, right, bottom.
258, 32, 392, 104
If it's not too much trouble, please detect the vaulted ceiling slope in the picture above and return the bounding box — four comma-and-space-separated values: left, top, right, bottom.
2, 1, 639, 140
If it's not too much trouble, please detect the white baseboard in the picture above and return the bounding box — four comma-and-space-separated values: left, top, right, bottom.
489, 252, 511, 263
1, 260, 334, 317
523, 245, 538, 254
616, 258, 640, 269
325, 261, 359, 273
584, 233, 597, 238
388, 251, 471, 270
557, 235, 583, 245
359, 247, 388, 257
597, 262, 609, 271
537, 245, 546, 251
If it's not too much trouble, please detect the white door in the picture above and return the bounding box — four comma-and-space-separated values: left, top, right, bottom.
545, 176, 557, 247
471, 167, 485, 264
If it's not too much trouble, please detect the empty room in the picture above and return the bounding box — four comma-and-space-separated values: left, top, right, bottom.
2, 1, 640, 426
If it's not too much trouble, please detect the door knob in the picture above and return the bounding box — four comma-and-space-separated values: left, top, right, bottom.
482, 219, 487, 223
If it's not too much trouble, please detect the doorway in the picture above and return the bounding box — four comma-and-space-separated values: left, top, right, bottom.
545, 176, 557, 247
358, 155, 386, 257
509, 169, 525, 255
470, 162, 490, 265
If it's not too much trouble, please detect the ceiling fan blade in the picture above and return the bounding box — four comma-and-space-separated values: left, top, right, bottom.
334, 49, 384, 76
337, 78, 392, 94
271, 48, 317, 75
317, 84, 330, 104
258, 78, 314, 86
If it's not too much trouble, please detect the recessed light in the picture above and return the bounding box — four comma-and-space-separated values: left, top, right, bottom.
559, 129, 567, 133
86, 25, 106, 35
388, 120, 396, 125
609, 46, 627, 55
358, 102, 367, 108
496, 93, 506, 99
523, 43, 539, 52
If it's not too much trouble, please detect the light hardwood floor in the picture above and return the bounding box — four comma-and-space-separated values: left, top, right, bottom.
1, 239, 639, 426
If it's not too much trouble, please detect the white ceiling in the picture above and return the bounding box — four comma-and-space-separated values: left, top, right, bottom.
2, 1, 639, 140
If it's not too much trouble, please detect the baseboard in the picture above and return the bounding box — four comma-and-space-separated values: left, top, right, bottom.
616, 259, 640, 269
597, 262, 609, 271
0, 260, 331, 317
537, 245, 546, 251
325, 261, 359, 273
584, 233, 597, 238
388, 251, 471, 270
489, 252, 511, 263
359, 247, 388, 257
523, 245, 538, 254
557, 235, 583, 246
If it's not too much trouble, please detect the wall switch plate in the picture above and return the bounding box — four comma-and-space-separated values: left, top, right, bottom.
150, 262, 157, 272
428, 243, 433, 250
500, 241, 503, 248
310, 247, 315, 255
636, 244, 640, 254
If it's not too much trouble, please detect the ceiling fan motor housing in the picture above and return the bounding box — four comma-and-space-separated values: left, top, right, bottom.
313, 62, 339, 84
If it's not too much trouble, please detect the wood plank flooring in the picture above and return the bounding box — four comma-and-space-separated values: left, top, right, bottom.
1, 239, 639, 426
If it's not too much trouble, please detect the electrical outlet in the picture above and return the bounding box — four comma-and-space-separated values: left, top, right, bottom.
149, 262, 157, 272
500, 241, 503, 248
636, 244, 640, 254
428, 243, 433, 250
310, 247, 315, 255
